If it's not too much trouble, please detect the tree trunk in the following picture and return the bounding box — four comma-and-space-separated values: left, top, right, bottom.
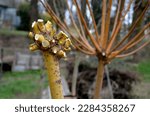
105, 65, 114, 99
94, 60, 104, 99
71, 52, 80, 96
43, 51, 64, 99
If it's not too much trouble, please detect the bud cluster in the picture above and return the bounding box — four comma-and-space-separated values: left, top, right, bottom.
28, 19, 72, 58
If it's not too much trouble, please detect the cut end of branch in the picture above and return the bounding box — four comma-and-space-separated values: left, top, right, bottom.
38, 19, 44, 22
28, 19, 72, 59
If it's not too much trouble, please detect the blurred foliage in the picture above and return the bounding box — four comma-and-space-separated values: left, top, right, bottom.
47, 0, 66, 21
17, 2, 30, 31
137, 60, 150, 82
91, 0, 102, 24
0, 29, 27, 37
132, 61, 150, 99
39, 13, 54, 24
30, 0, 39, 25
0, 70, 44, 98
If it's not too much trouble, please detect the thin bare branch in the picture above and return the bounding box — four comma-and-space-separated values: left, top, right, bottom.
86, 0, 99, 42
125, 32, 150, 51
70, 35, 96, 53
66, 0, 95, 52
41, 0, 95, 53
104, 0, 113, 49
111, 4, 149, 52
106, 0, 133, 54
117, 23, 150, 54
52, 0, 60, 18
72, 1, 87, 41
41, 0, 66, 31
106, 21, 122, 53
116, 40, 150, 58
75, 45, 96, 55
100, 0, 107, 48
110, 0, 122, 37
73, 0, 101, 53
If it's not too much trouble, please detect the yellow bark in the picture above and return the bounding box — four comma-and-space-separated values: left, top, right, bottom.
29, 20, 72, 99
43, 51, 64, 99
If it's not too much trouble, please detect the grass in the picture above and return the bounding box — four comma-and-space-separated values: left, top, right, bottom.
109, 59, 150, 98
0, 29, 27, 37
0, 59, 149, 99
136, 60, 150, 82
0, 70, 46, 99
132, 60, 150, 98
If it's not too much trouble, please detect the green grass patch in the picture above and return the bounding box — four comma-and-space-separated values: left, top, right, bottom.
0, 29, 27, 37
0, 70, 43, 99
137, 60, 150, 82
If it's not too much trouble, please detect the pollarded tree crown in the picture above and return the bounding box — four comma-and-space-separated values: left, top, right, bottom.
28, 19, 72, 59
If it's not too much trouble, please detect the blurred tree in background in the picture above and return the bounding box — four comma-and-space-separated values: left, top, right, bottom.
17, 0, 39, 31
91, 0, 102, 25
47, 0, 66, 21
30, 0, 39, 25
17, 2, 30, 31
131, 0, 148, 61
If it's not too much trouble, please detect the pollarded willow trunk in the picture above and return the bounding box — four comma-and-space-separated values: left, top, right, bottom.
94, 60, 105, 99
28, 19, 72, 99
43, 52, 63, 98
